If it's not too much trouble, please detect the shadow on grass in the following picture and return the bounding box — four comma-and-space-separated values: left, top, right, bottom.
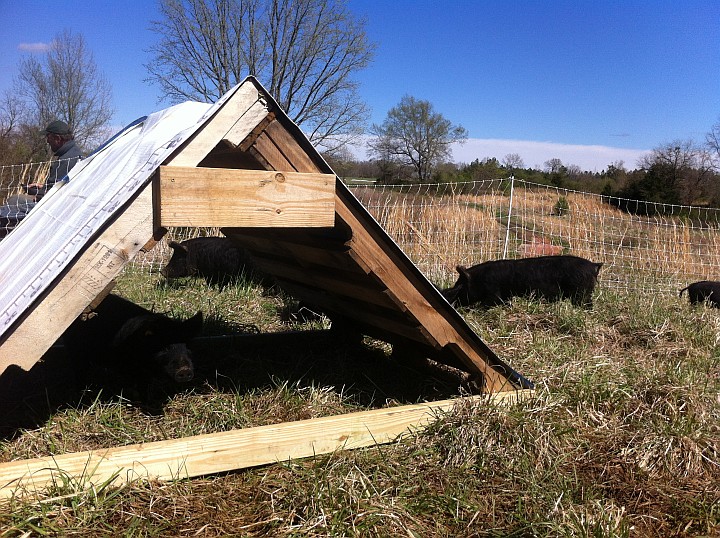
0, 320, 463, 440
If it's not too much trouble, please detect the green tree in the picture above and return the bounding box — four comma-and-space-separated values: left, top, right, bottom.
368, 95, 467, 182
146, 0, 374, 153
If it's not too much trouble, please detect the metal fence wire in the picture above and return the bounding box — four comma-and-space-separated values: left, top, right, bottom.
347, 178, 720, 295
2, 161, 719, 296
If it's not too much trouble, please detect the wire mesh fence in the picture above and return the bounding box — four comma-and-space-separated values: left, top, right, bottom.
0, 160, 53, 198
2, 160, 719, 297
349, 178, 720, 295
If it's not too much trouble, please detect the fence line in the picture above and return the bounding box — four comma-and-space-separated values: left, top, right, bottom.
349, 178, 720, 294
1, 158, 719, 296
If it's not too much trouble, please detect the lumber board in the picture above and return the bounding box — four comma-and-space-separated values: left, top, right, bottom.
0, 391, 533, 501
166, 85, 269, 168
223, 224, 351, 251
253, 132, 295, 172
264, 119, 322, 173
223, 233, 359, 273
251, 258, 397, 309
238, 112, 276, 152
273, 280, 429, 344
0, 186, 154, 372
334, 186, 514, 392
156, 166, 335, 228
244, 244, 368, 278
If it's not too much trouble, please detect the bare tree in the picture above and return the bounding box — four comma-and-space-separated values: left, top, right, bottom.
0, 93, 25, 144
706, 118, 720, 168
0, 93, 36, 165
146, 0, 374, 151
14, 29, 114, 152
544, 158, 563, 174
368, 95, 467, 183
502, 153, 524, 173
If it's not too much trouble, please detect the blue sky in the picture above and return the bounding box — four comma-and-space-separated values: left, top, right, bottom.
1, 0, 718, 171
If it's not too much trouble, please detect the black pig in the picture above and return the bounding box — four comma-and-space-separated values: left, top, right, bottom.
442, 255, 603, 308
63, 294, 203, 392
161, 236, 266, 286
679, 281, 720, 307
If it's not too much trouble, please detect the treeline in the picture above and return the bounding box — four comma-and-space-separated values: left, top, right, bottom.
326, 134, 720, 213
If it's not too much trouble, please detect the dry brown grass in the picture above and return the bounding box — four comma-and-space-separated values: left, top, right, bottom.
354, 182, 720, 294
0, 182, 719, 536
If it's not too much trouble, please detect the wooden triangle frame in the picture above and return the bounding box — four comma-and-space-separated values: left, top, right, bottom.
0, 77, 531, 394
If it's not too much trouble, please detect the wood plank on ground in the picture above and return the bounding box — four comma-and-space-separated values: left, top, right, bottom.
0, 391, 533, 501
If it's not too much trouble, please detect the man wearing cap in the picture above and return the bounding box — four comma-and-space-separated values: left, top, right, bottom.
28, 120, 83, 199
0, 120, 83, 236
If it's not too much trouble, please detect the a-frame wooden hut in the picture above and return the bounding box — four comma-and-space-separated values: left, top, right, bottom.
0, 76, 531, 394
0, 77, 534, 498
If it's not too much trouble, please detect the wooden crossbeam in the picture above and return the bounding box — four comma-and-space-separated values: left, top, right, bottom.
155, 166, 335, 228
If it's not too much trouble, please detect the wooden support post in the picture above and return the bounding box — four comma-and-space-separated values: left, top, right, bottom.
0, 186, 154, 372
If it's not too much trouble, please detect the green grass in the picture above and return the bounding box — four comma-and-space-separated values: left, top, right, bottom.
0, 270, 718, 536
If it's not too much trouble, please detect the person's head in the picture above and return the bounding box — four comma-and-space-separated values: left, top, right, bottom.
43, 120, 74, 152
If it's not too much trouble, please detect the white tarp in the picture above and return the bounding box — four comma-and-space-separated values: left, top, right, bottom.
0, 99, 220, 340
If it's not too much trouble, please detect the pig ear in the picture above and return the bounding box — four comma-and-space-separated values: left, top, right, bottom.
169, 241, 188, 253
112, 315, 158, 346
456, 265, 471, 280
182, 311, 203, 336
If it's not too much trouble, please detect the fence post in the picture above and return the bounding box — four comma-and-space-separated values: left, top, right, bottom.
503, 175, 515, 258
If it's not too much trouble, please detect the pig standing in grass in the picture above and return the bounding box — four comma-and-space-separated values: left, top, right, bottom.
63, 294, 203, 392
679, 281, 720, 307
442, 255, 603, 308
161, 236, 266, 286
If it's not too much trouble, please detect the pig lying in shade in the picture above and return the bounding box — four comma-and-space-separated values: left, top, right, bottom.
63, 294, 203, 395
442, 255, 603, 308
161, 236, 269, 287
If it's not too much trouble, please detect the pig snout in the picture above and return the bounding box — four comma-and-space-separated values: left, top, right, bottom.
157, 343, 195, 383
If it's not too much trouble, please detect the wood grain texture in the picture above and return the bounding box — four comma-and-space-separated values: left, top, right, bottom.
157, 166, 335, 228
166, 86, 267, 168
0, 391, 533, 501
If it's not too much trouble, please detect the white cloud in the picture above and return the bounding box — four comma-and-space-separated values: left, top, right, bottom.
349, 136, 651, 172
17, 42, 51, 53
451, 138, 651, 172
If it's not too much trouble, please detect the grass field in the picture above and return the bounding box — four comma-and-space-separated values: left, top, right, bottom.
0, 261, 718, 536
